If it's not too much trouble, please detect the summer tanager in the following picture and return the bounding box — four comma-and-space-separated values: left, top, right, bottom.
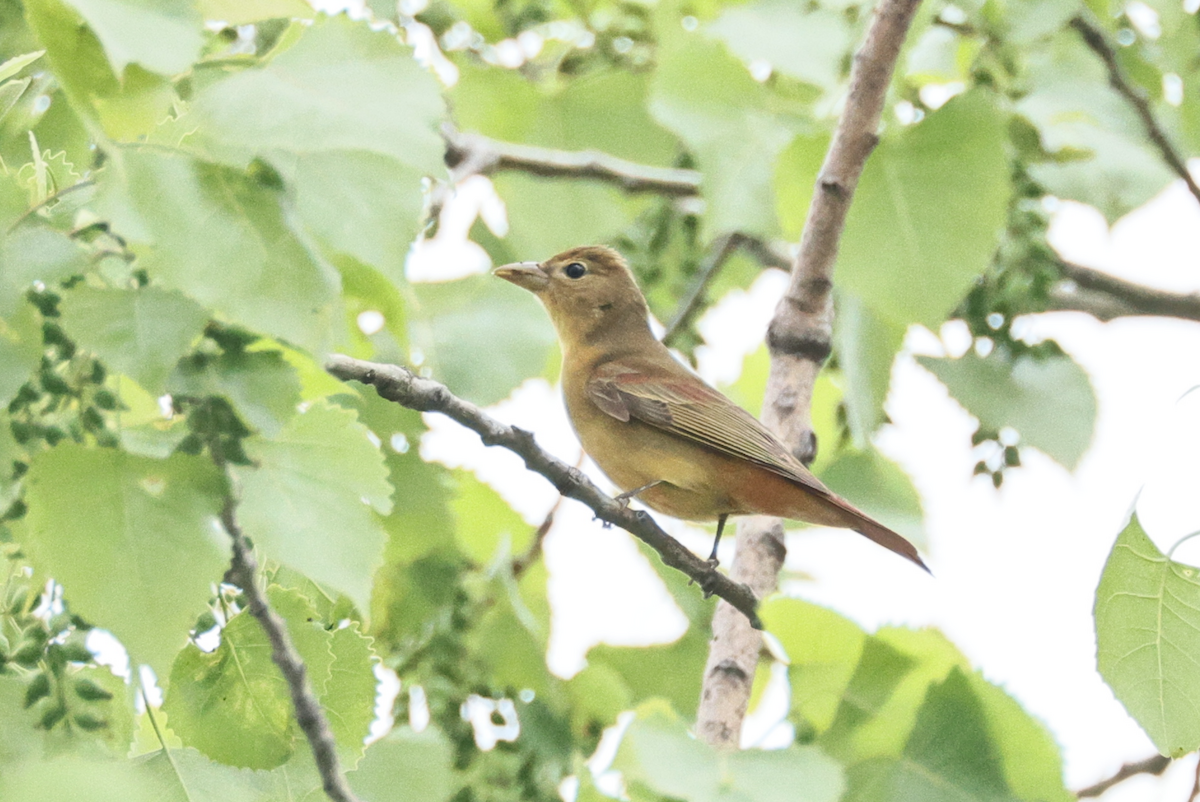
495, 245, 928, 572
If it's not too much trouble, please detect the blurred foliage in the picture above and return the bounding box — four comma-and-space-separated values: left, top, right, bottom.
0, 0, 1191, 797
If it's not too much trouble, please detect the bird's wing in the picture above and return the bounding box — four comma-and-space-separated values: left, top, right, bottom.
587, 365, 830, 497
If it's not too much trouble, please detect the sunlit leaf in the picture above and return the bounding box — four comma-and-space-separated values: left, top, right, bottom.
617, 702, 844, 802
235, 401, 392, 611
59, 286, 208, 394
23, 445, 228, 675
411, 274, 557, 406
96, 150, 341, 356
349, 727, 458, 802
710, 2, 853, 90
1096, 514, 1200, 757
58, 0, 202, 75
838, 90, 1010, 329
165, 610, 295, 769
918, 351, 1096, 469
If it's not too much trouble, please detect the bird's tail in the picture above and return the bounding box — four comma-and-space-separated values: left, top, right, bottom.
849, 513, 931, 573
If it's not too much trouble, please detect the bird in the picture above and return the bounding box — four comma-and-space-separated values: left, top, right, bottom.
494, 245, 928, 572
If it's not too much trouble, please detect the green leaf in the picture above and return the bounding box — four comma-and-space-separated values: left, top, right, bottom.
450, 471, 532, 565
411, 274, 557, 406
295, 151, 425, 282
1096, 514, 1200, 757
324, 624, 377, 765
235, 401, 392, 611
820, 447, 925, 548
170, 349, 301, 437
165, 610, 295, 769
0, 50, 44, 82
616, 702, 844, 802
917, 351, 1096, 469
185, 15, 444, 171
833, 292, 906, 444
966, 673, 1071, 802
845, 669, 1015, 802
266, 585, 335, 695
57, 0, 202, 75
0, 675, 40, 765
0, 304, 43, 409
819, 626, 1069, 800
774, 132, 828, 240
22, 445, 228, 675
1017, 32, 1174, 222
709, 2, 852, 91
197, 0, 313, 24
96, 149, 341, 356
494, 172, 652, 264
348, 727, 458, 802
0, 225, 88, 316
452, 66, 680, 168
650, 28, 805, 236
0, 77, 31, 125
138, 746, 285, 802
65, 663, 136, 755
2, 756, 167, 802
761, 597, 866, 735
59, 286, 209, 394
820, 635, 917, 762
838, 90, 1010, 329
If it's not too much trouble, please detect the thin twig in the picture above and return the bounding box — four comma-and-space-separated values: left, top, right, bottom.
1189, 755, 1200, 802
442, 124, 701, 196
662, 233, 745, 347
512, 502, 558, 579
324, 354, 762, 629
220, 494, 363, 802
696, 0, 924, 750
1070, 14, 1200, 209
6, 178, 95, 234
1074, 753, 1171, 798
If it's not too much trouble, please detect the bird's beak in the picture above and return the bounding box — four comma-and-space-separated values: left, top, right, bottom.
493, 261, 550, 292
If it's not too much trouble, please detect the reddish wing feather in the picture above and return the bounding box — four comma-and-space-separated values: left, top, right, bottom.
586, 369, 830, 497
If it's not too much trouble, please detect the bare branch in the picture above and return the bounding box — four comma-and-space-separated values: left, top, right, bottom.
512, 501, 558, 579
1050, 259, 1200, 322
324, 354, 763, 629
662, 233, 745, 347
220, 496, 362, 802
1074, 753, 1171, 798
1070, 14, 1200, 209
442, 124, 701, 196
696, 0, 924, 749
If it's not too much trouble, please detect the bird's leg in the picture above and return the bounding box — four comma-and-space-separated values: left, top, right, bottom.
596, 480, 663, 528
613, 480, 663, 509
706, 514, 728, 567
690, 515, 728, 593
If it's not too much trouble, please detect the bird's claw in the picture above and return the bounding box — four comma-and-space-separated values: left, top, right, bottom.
689, 557, 722, 598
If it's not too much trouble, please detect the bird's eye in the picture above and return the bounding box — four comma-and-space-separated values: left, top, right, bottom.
564, 262, 587, 279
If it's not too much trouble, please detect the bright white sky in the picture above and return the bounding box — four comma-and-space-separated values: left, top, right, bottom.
415, 172, 1200, 797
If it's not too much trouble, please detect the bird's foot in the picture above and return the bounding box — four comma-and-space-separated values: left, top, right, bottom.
689, 557, 722, 598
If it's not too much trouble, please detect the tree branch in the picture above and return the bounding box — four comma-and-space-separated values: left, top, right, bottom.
324, 354, 763, 629
442, 124, 701, 196
1070, 14, 1200, 209
1074, 753, 1171, 798
662, 233, 745, 347
696, 0, 924, 749
220, 495, 362, 802
1049, 259, 1200, 322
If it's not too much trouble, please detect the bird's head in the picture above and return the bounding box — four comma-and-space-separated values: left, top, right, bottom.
494, 246, 653, 347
